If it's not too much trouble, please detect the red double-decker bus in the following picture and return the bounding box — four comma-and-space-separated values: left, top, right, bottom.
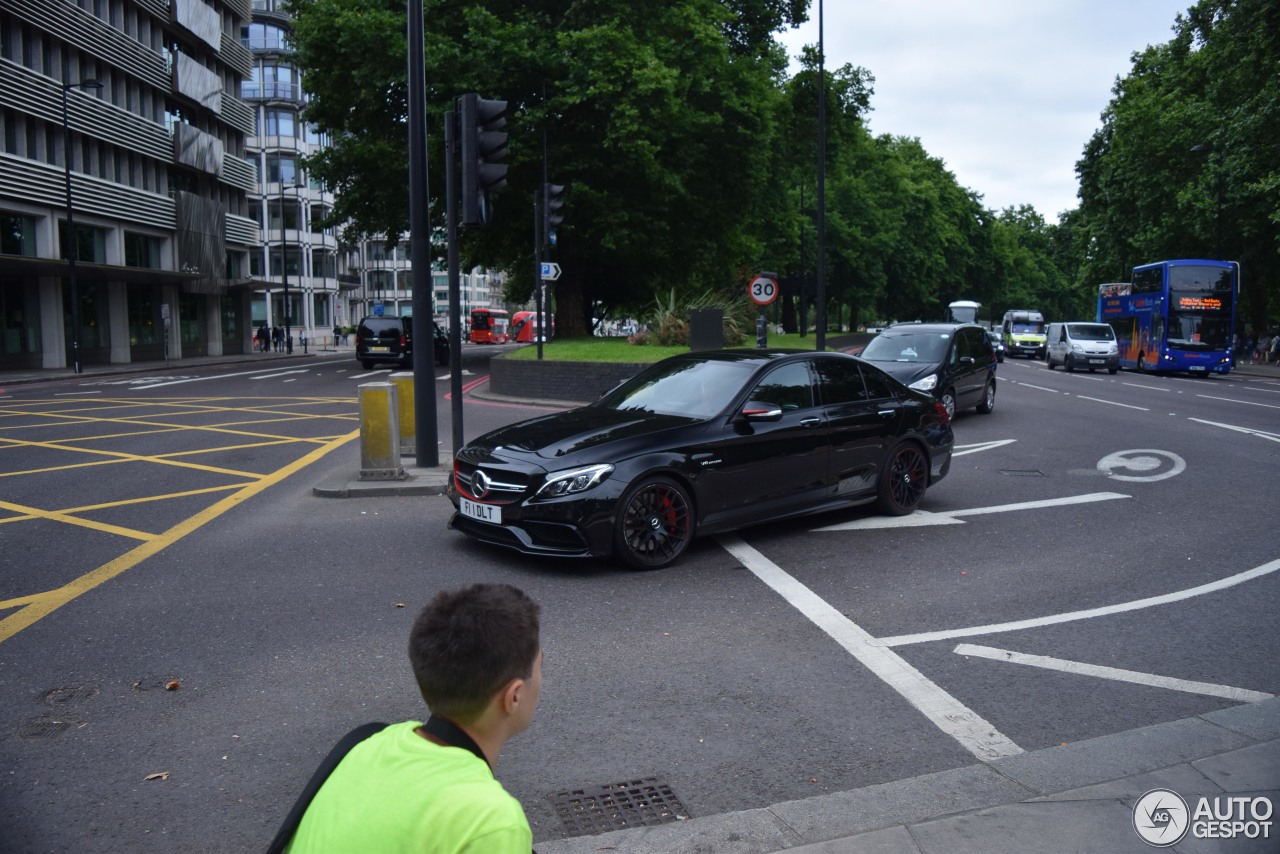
469, 308, 509, 344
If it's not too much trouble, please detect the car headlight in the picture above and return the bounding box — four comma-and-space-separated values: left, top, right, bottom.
535, 464, 614, 499
909, 375, 938, 392
1071, 343, 1086, 353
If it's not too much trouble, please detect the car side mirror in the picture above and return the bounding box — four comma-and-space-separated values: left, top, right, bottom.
959, 356, 975, 365
740, 400, 783, 422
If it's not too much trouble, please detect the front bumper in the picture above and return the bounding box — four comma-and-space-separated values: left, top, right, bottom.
447, 463, 621, 559
1066, 352, 1119, 370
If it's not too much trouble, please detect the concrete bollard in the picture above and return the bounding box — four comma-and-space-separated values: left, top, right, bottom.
389, 371, 416, 457
358, 382, 405, 480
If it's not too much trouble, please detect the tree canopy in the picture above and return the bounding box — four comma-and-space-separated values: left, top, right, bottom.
286, 0, 1278, 336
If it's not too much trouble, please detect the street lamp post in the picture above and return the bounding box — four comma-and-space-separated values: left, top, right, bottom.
61, 78, 102, 373
280, 179, 294, 353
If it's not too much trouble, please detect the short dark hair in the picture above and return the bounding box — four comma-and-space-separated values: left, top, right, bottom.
408, 584, 540, 724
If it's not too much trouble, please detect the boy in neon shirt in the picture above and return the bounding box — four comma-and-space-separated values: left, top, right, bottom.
286, 584, 542, 853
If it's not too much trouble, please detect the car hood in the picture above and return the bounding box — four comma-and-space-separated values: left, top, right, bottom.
467, 406, 701, 463
863, 360, 936, 387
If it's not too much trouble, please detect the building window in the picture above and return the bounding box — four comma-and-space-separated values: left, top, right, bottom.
240, 23, 289, 51
1, 213, 38, 257
127, 284, 158, 345
58, 221, 107, 263
265, 153, 298, 184
125, 232, 163, 268
264, 108, 295, 138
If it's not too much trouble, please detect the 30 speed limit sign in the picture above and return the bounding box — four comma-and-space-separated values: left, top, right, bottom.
748, 275, 778, 306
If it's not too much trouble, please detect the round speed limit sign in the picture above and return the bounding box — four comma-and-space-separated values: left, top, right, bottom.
748, 275, 778, 306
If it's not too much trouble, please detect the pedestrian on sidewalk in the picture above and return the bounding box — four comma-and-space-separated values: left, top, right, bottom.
278, 584, 542, 853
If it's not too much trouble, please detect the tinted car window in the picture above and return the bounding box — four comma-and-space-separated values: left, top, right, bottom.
858, 365, 898, 400
813, 359, 867, 405
862, 331, 951, 363
749, 362, 814, 411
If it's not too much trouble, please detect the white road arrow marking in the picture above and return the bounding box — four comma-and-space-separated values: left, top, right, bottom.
954, 644, 1274, 703
815, 492, 1130, 532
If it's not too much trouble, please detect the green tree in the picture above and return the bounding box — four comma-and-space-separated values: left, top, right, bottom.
287, 0, 801, 337
1076, 0, 1280, 333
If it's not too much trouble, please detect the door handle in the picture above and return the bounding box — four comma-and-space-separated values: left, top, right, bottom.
877, 409, 895, 417
799, 417, 821, 427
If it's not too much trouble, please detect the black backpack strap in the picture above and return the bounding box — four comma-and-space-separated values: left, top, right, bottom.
420, 714, 490, 769
266, 721, 389, 854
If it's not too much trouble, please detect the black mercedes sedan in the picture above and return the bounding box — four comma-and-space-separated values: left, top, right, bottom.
448, 350, 953, 570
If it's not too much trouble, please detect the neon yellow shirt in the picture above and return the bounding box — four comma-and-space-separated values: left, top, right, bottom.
286, 721, 531, 854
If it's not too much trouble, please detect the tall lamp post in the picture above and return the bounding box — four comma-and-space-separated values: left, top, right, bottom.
61, 78, 103, 373
280, 178, 295, 353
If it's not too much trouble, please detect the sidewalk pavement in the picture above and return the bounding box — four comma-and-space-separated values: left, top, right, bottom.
534, 699, 1280, 853
4, 350, 1278, 852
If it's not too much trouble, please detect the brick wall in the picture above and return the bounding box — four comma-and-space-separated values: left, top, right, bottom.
489, 357, 645, 404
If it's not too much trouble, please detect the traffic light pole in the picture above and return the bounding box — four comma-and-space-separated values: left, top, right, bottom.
407, 0, 438, 466
445, 109, 465, 458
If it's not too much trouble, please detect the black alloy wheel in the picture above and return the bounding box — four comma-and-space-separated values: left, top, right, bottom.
976, 379, 996, 414
614, 476, 695, 570
876, 443, 929, 516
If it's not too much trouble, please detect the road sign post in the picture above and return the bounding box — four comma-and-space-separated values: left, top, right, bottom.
748, 273, 779, 306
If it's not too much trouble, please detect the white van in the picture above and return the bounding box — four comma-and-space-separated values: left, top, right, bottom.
1045, 322, 1119, 374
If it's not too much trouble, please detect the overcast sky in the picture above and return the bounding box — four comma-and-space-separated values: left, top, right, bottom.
776, 1, 1191, 223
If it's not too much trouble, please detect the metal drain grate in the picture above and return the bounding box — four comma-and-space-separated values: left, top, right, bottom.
1001, 469, 1047, 477
549, 777, 689, 837
18, 718, 72, 738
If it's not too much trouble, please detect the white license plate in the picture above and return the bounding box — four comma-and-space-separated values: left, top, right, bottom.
1088, 358, 1104, 364
460, 497, 501, 525
1189, 366, 1205, 371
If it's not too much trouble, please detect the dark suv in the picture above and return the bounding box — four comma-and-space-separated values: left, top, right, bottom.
355, 315, 449, 369
859, 322, 997, 419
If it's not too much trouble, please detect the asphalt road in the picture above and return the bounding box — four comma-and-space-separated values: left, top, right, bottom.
1, 351, 1277, 851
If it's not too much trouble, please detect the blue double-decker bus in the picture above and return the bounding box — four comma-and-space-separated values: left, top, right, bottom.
1097, 259, 1238, 375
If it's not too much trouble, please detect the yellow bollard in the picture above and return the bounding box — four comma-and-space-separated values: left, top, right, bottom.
389, 371, 416, 457
358, 382, 405, 480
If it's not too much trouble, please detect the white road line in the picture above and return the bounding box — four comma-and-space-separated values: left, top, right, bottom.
1122, 382, 1170, 392
952, 439, 1017, 457
880, 557, 1280, 648
1076, 395, 1149, 410
249, 369, 310, 380
954, 644, 1274, 703
1196, 394, 1280, 410
57, 391, 102, 396
349, 370, 393, 379
946, 492, 1130, 518
1189, 418, 1280, 443
138, 367, 312, 389
718, 536, 1023, 761
1014, 382, 1059, 393
815, 492, 1129, 532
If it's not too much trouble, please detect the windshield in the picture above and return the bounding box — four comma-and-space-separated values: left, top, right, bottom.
1011, 322, 1045, 334
1167, 266, 1233, 351
1066, 324, 1114, 341
861, 331, 951, 363
1167, 313, 1232, 351
596, 358, 755, 418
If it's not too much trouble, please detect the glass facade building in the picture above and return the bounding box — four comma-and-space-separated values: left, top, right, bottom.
1, 0, 262, 368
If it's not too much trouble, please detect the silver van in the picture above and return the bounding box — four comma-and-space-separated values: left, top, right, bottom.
1045, 322, 1119, 374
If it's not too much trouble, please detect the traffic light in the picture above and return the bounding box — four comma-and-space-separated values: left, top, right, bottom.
459, 94, 508, 226
542, 182, 564, 247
